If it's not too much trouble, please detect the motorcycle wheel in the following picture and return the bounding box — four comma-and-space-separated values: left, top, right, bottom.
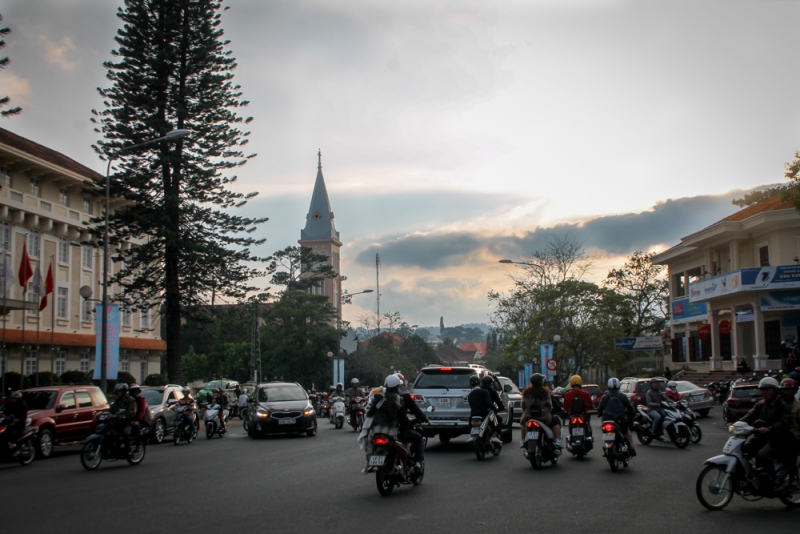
607, 446, 619, 472
173, 432, 180, 446
780, 487, 800, 508
127, 443, 145, 465
205, 424, 213, 439
689, 425, 703, 444
492, 443, 501, 457
81, 442, 102, 471
672, 427, 690, 449
636, 429, 653, 446
335, 418, 343, 429
376, 468, 395, 496
17, 438, 35, 466
530, 445, 542, 470
475, 441, 486, 461
696, 465, 734, 510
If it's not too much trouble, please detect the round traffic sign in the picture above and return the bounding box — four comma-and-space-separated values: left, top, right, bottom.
546, 359, 558, 371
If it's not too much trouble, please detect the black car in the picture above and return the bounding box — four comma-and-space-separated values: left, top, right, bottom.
246, 382, 317, 438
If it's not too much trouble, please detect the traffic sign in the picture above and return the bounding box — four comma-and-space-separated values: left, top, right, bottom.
546, 359, 558, 371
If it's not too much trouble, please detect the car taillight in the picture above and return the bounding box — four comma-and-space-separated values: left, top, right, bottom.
471, 419, 481, 426
412, 394, 425, 403
374, 437, 388, 446
571, 416, 584, 425
602, 423, 614, 432
440, 368, 452, 371
526, 420, 540, 429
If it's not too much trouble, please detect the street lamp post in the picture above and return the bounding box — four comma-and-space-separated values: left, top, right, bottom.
337, 289, 373, 356
98, 129, 191, 393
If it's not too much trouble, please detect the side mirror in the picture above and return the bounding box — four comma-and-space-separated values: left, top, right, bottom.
503, 384, 513, 393
167, 399, 177, 406
55, 404, 66, 413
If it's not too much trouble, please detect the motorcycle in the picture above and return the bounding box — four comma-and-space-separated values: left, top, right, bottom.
80, 411, 146, 471
0, 414, 36, 466
634, 402, 691, 449
369, 412, 431, 496
696, 421, 800, 510
601, 420, 632, 472
171, 403, 197, 445
522, 418, 561, 469
468, 412, 502, 461
676, 399, 702, 444
349, 396, 365, 432
202, 403, 229, 439
565, 414, 593, 458
329, 396, 345, 429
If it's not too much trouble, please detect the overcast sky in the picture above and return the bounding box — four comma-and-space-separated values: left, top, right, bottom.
2, 0, 798, 327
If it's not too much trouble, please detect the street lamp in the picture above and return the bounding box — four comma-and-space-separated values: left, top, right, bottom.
98, 129, 191, 393
337, 289, 373, 355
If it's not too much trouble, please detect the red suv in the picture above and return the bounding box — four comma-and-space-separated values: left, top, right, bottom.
722, 383, 761, 424
20, 385, 109, 458
619, 377, 667, 407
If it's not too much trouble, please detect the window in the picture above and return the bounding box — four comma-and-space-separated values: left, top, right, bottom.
140, 358, 147, 383
0, 166, 11, 188
59, 188, 70, 207
29, 177, 41, 198
80, 353, 90, 373
58, 237, 69, 264
140, 308, 149, 329
28, 230, 40, 258
81, 299, 93, 322
673, 274, 685, 297
57, 288, 68, 319
82, 246, 93, 269
55, 351, 66, 375
59, 392, 76, 410
76, 390, 93, 408
26, 282, 38, 315
759, 245, 770, 267
83, 197, 93, 215
120, 353, 129, 373
25, 349, 38, 375
122, 308, 132, 327
0, 221, 9, 251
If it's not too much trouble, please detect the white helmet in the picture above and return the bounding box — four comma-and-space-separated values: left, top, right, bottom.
758, 377, 780, 389
351, 378, 359, 385
668, 381, 677, 388
384, 374, 402, 389
607, 377, 620, 390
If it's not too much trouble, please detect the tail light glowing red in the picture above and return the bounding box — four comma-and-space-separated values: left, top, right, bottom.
602, 423, 614, 433
526, 420, 540, 429
374, 437, 388, 446
571, 416, 584, 425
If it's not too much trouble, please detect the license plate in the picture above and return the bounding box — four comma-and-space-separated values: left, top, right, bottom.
692, 395, 702, 402
369, 455, 386, 466
470, 427, 481, 435
572, 428, 584, 436
526, 431, 539, 440
437, 398, 451, 408
603, 433, 615, 442
279, 418, 296, 425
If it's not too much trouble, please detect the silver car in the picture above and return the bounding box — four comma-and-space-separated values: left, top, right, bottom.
498, 376, 522, 423
409, 365, 514, 444
675, 381, 714, 417
140, 385, 187, 444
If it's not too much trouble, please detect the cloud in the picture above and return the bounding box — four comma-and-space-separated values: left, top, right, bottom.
354, 188, 752, 270
2, 72, 31, 104
39, 36, 77, 71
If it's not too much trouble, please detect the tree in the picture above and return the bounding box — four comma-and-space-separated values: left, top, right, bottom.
182, 345, 210, 382
0, 14, 21, 118
605, 251, 669, 337
144, 373, 168, 386
220, 342, 249, 383
398, 334, 436, 371
92, 0, 267, 384
260, 291, 339, 387
60, 370, 92, 385
269, 246, 337, 293
732, 185, 789, 208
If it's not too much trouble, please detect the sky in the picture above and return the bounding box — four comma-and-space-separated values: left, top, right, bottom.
2, 0, 799, 328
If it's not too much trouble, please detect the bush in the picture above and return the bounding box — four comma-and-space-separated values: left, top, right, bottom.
60, 370, 92, 385
1, 372, 28, 392
144, 373, 168, 386
116, 372, 137, 385
27, 372, 61, 386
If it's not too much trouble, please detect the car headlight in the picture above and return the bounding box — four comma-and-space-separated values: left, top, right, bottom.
303, 408, 313, 416
256, 409, 269, 418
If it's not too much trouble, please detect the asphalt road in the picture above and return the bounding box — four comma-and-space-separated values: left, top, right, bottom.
2, 410, 798, 533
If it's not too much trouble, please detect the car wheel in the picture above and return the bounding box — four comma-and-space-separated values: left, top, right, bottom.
151, 418, 166, 444
439, 434, 451, 443
502, 406, 514, 444
306, 421, 318, 437
697, 409, 710, 417
37, 428, 54, 459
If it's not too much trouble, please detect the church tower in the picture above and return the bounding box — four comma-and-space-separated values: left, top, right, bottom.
299, 150, 342, 321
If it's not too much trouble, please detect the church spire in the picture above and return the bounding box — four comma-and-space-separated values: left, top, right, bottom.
301, 149, 340, 242
318, 148, 321, 170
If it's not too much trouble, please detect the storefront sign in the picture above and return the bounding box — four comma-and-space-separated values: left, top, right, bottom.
672, 298, 709, 324
719, 320, 732, 334
698, 324, 711, 340
736, 309, 754, 323
690, 265, 800, 302
760, 290, 800, 311
614, 337, 663, 351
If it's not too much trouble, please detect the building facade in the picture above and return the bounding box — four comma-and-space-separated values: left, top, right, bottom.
0, 128, 164, 384
654, 195, 800, 372
299, 151, 343, 321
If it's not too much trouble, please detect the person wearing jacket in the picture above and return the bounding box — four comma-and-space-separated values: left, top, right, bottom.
129, 384, 147, 452
597, 377, 636, 456
482, 375, 505, 441
396, 374, 429, 469
1, 391, 27, 457
466, 375, 502, 444
664, 381, 681, 402
363, 375, 403, 473
779, 378, 800, 489
109, 383, 137, 450
563, 375, 594, 440
646, 379, 669, 439
211, 388, 229, 433
739, 377, 790, 483
520, 373, 563, 449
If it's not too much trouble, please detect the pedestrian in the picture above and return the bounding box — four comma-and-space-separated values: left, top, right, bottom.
664, 367, 673, 381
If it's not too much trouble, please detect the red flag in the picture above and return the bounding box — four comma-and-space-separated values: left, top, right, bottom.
18, 241, 32, 293
39, 263, 54, 312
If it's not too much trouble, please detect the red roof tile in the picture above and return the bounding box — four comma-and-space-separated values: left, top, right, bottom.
0, 127, 102, 180
721, 195, 795, 222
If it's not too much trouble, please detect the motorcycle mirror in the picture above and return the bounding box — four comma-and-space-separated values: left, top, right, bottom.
426, 406, 435, 412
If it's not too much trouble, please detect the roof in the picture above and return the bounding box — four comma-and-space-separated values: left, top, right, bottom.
359, 331, 407, 349
459, 342, 487, 354
436, 344, 476, 363
720, 195, 795, 222
0, 127, 102, 180
301, 152, 340, 242
0, 330, 165, 350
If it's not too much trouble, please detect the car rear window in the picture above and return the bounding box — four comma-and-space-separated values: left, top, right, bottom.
414, 369, 475, 389
635, 381, 666, 394
583, 385, 601, 395
676, 382, 700, 392
732, 387, 762, 399
22, 390, 57, 410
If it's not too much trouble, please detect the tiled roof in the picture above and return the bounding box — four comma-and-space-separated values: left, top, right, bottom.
721, 195, 795, 222
0, 330, 165, 350
436, 344, 475, 363
0, 127, 102, 180
459, 342, 487, 354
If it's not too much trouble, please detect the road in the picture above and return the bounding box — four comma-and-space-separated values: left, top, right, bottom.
2, 411, 797, 533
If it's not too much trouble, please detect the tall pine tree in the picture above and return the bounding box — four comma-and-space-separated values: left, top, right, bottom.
0, 13, 22, 118
92, 0, 267, 383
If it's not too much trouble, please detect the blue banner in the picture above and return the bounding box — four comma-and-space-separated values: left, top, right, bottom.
540, 344, 553, 375
93, 303, 120, 380
518, 370, 525, 389
524, 363, 533, 386
761, 290, 800, 311
672, 298, 709, 324
338, 359, 345, 387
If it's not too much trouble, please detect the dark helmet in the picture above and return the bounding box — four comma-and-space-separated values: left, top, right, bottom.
780, 378, 798, 391
115, 383, 129, 393
469, 375, 481, 387
10, 390, 22, 399
129, 384, 141, 394
530, 373, 545, 387
481, 375, 493, 387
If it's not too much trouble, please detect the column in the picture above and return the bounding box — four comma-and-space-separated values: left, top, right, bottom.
730, 239, 740, 271
731, 308, 742, 371
709, 308, 722, 371
705, 248, 714, 277
752, 300, 767, 370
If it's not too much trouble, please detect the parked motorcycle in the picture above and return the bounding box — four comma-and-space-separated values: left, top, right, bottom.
0, 414, 36, 466
202, 403, 229, 439
565, 414, 593, 458
522, 418, 561, 469
469, 412, 502, 461
172, 403, 197, 445
696, 420, 800, 510
349, 396, 365, 432
81, 410, 146, 471
601, 420, 632, 472
676, 399, 702, 444
329, 396, 345, 429
634, 402, 691, 449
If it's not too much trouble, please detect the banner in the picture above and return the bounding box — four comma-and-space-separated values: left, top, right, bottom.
761, 290, 800, 311
523, 363, 533, 387
333, 359, 339, 386
540, 344, 553, 375
338, 359, 345, 387
736, 309, 754, 323
690, 265, 800, 302
672, 298, 709, 324
93, 303, 120, 380
614, 337, 663, 351
518, 370, 525, 389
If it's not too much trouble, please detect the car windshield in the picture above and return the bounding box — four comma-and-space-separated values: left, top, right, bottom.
414, 369, 474, 389
732, 387, 762, 399
635, 381, 666, 394
583, 385, 602, 395
258, 385, 306, 403
204, 381, 222, 390
676, 382, 700, 392
499, 378, 521, 394
22, 390, 57, 410
142, 390, 164, 406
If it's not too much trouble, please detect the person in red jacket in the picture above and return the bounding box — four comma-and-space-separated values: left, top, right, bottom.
664, 381, 681, 402
563, 375, 594, 418
129, 384, 147, 452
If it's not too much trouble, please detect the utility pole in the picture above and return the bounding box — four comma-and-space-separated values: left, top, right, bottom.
375, 253, 381, 333
250, 300, 261, 383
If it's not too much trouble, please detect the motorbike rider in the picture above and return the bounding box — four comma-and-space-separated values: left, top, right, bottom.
363, 374, 404, 473
664, 381, 681, 402
177, 387, 196, 435
345, 378, 366, 427
520, 373, 563, 450
597, 377, 636, 457
739, 377, 789, 486
129, 384, 147, 452
396, 373, 429, 471
466, 375, 503, 444
109, 383, 137, 450
330, 382, 345, 401
563, 375, 594, 438
1, 391, 27, 456
646, 378, 669, 439
211, 388, 229, 433
778, 378, 800, 489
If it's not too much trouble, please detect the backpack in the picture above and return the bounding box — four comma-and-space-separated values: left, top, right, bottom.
604, 392, 625, 421
569, 396, 586, 416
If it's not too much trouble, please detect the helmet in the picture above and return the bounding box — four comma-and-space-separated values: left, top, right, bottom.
10, 390, 21, 399
351, 378, 359, 385
129, 384, 141, 393
182, 387, 191, 394
668, 381, 677, 389
384, 374, 402, 389
469, 375, 481, 387
758, 377, 780, 389
569, 375, 582, 387
780, 378, 798, 391
481, 375, 493, 387
607, 377, 620, 390
115, 383, 129, 393
650, 377, 660, 384
529, 373, 545, 387
336, 382, 343, 388
396, 373, 406, 385
213, 388, 220, 393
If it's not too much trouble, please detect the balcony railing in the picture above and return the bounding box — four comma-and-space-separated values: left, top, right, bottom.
9, 190, 23, 203
40, 200, 52, 212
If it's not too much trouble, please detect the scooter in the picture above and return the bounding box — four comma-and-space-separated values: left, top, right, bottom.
468, 412, 502, 461
329, 396, 345, 429
634, 402, 691, 449
202, 403, 229, 439
80, 410, 147, 471
522, 418, 561, 470
349, 396, 365, 432
696, 420, 800, 510
0, 414, 36, 466
676, 400, 702, 444
171, 402, 197, 445
368, 409, 432, 496
565, 414, 593, 458
601, 420, 632, 472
